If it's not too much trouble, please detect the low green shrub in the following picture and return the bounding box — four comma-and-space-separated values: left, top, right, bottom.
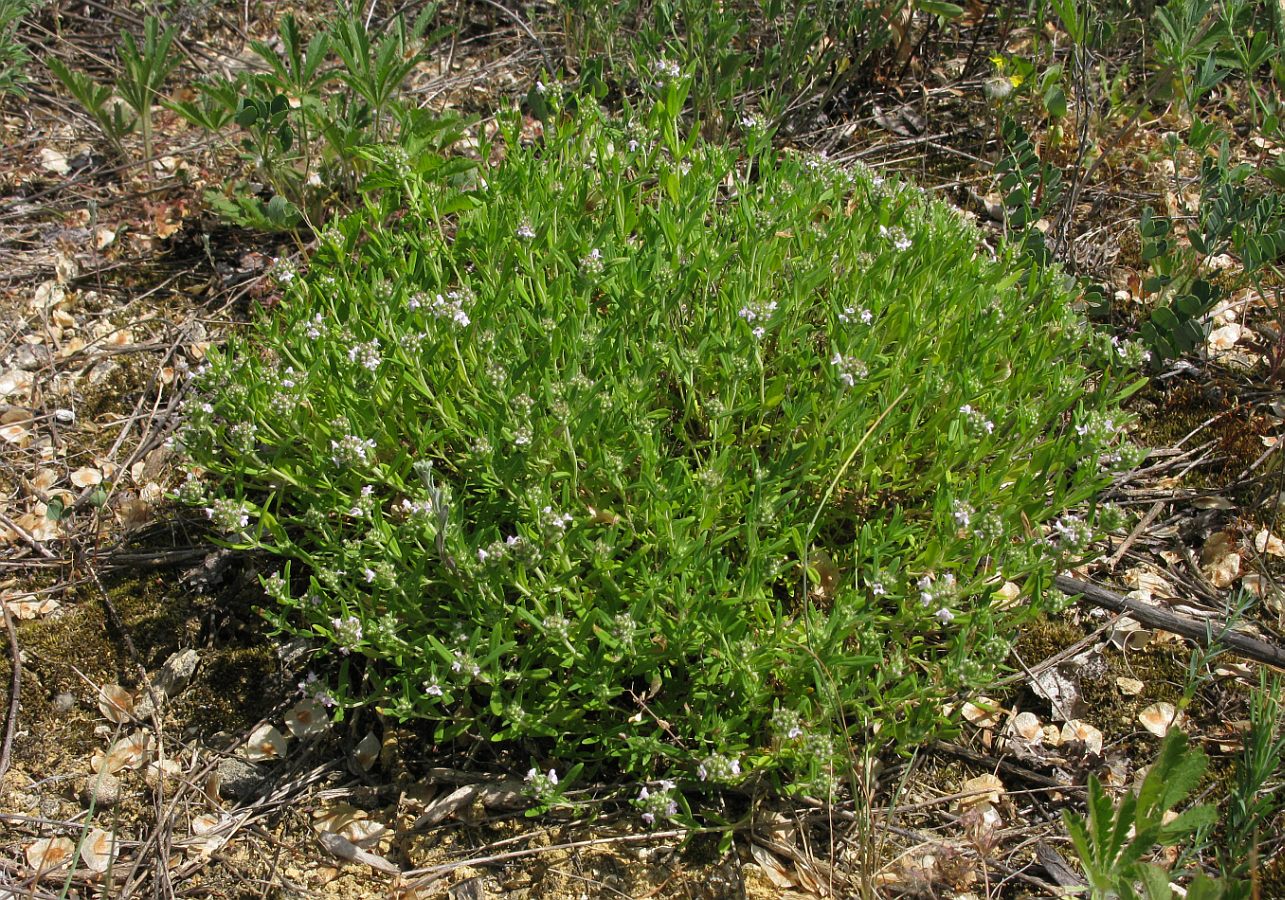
555, 0, 935, 131
1065, 728, 1225, 900
0, 0, 33, 98
179, 92, 1141, 794
169, 6, 451, 231
48, 16, 178, 164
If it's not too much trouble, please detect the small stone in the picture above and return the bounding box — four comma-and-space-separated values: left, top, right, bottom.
215, 757, 263, 801
134, 649, 200, 718
449, 876, 488, 900
80, 772, 123, 808
155, 648, 200, 694
15, 344, 51, 371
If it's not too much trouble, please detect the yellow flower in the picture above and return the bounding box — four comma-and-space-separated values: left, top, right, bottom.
1009, 73, 1025, 88
989, 53, 1006, 70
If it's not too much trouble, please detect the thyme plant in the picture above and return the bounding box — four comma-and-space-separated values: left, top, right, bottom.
180, 89, 1143, 793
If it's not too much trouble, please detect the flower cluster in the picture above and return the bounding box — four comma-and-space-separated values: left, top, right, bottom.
176, 471, 206, 505
579, 247, 604, 275
541, 505, 574, 538
330, 433, 376, 467
450, 649, 482, 680
361, 561, 396, 589
1097, 504, 1126, 533
270, 256, 299, 287
770, 707, 805, 742
331, 615, 363, 653
409, 288, 473, 328
223, 420, 256, 454
1110, 335, 1151, 368
304, 314, 326, 341
971, 509, 1006, 544
263, 571, 288, 602
399, 496, 436, 521
738, 298, 778, 339
477, 534, 542, 567
830, 350, 868, 387
636, 780, 679, 825
532, 78, 565, 105
298, 671, 337, 708
516, 220, 536, 240
838, 305, 873, 325
798, 731, 841, 797
346, 338, 382, 372
917, 573, 959, 624
1100, 441, 1146, 471
346, 484, 376, 518
649, 57, 681, 85
263, 366, 303, 417
541, 613, 572, 642
959, 403, 996, 437
205, 498, 252, 534
524, 767, 560, 803
697, 752, 742, 783
1074, 410, 1117, 447
879, 224, 913, 252
801, 152, 836, 176
1045, 513, 1094, 556
609, 612, 637, 648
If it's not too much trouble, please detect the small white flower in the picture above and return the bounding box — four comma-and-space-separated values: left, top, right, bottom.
839, 306, 873, 325
650, 57, 681, 81
830, 351, 868, 387
332, 615, 364, 653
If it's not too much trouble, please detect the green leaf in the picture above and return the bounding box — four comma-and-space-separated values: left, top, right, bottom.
45, 496, 66, 521
915, 0, 964, 16
1138, 864, 1175, 900
1174, 294, 1204, 319
1043, 85, 1068, 118
1185, 874, 1231, 900
1156, 803, 1217, 843
1151, 306, 1181, 334
1049, 0, 1085, 41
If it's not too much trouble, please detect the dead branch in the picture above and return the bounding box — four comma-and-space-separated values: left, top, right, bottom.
0, 597, 21, 786
1055, 574, 1285, 669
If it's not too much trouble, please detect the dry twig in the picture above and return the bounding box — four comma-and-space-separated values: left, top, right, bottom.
1056, 574, 1285, 668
